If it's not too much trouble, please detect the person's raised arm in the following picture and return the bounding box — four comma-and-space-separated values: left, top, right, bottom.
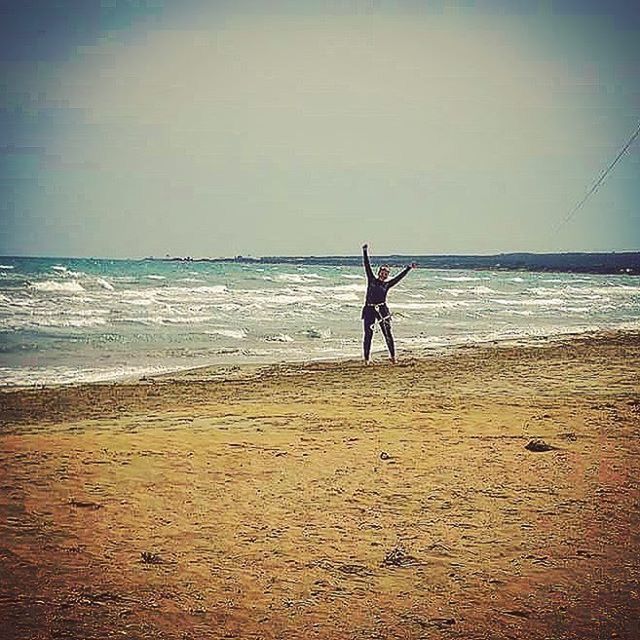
362, 243, 374, 281
387, 262, 417, 287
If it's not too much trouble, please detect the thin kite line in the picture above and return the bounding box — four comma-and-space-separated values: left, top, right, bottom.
554, 120, 640, 234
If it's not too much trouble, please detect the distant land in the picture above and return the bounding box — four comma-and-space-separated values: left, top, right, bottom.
155, 252, 640, 275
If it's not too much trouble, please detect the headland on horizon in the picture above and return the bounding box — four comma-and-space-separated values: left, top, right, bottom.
152, 251, 640, 275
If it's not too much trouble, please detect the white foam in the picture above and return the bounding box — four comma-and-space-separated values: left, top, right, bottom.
443, 288, 467, 297
402, 335, 451, 347
334, 284, 366, 292
207, 328, 247, 339
394, 301, 468, 310
30, 280, 85, 293
146, 275, 166, 280
0, 265, 14, 270
493, 297, 565, 307
158, 285, 228, 296
117, 285, 228, 307
120, 314, 216, 325
529, 287, 560, 296
122, 296, 155, 306
40, 317, 108, 328
0, 364, 181, 387
264, 333, 294, 342
96, 277, 115, 291
438, 276, 481, 282
616, 319, 640, 331
501, 310, 535, 316
474, 286, 497, 294
569, 285, 640, 296
275, 273, 325, 283
197, 285, 228, 294
275, 274, 307, 283
260, 294, 315, 305
404, 324, 606, 351
50, 265, 84, 277
0, 313, 109, 329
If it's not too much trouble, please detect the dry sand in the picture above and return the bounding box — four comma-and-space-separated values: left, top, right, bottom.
1, 332, 639, 639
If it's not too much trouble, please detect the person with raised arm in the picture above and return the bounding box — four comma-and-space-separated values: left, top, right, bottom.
361, 243, 416, 365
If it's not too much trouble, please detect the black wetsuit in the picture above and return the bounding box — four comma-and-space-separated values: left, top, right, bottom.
361, 247, 411, 361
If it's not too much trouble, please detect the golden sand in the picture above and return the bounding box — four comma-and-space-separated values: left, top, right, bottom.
1, 332, 639, 639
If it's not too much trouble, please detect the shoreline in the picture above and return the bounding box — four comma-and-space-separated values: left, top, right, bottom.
2, 326, 638, 394
1, 330, 639, 638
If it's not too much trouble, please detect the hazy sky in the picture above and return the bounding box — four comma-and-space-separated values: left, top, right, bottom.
1, 0, 639, 258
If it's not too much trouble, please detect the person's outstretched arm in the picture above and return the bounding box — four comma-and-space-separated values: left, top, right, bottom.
387, 262, 416, 287
362, 243, 374, 281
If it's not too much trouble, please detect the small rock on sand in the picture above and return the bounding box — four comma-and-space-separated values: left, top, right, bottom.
430, 617, 456, 628
525, 439, 555, 452
140, 551, 163, 565
381, 546, 418, 568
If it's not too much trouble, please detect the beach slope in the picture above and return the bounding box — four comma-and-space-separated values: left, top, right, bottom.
1, 333, 639, 639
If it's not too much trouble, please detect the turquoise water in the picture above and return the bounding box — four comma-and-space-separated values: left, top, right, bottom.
1, 257, 639, 386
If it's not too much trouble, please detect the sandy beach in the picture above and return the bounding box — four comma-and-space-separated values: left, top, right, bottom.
1, 332, 639, 639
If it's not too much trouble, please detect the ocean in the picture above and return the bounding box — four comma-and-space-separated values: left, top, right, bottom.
1, 256, 639, 387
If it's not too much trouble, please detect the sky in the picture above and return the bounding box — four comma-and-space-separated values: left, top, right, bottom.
1, 0, 639, 258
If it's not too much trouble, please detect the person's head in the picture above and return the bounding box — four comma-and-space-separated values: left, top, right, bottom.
377, 265, 390, 281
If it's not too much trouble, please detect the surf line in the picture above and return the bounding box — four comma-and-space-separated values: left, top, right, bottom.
553, 119, 640, 235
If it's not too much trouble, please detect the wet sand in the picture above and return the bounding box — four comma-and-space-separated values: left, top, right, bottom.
1, 332, 639, 639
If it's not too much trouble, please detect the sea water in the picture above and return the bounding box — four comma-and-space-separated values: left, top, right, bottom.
1, 257, 639, 386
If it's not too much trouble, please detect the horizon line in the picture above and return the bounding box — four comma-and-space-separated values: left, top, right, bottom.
2, 249, 640, 262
